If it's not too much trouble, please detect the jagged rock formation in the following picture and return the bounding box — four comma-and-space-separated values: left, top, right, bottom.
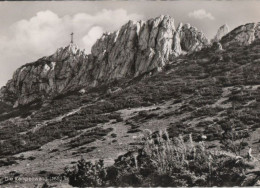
178, 23, 209, 52
0, 15, 213, 107
3, 18, 260, 107
221, 22, 260, 48
212, 24, 229, 43
91, 16, 209, 78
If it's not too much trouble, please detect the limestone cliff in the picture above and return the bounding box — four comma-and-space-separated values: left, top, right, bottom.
221, 22, 260, 47
212, 24, 229, 43
0, 15, 210, 107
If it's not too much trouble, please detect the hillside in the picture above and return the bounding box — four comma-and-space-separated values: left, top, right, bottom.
0, 18, 260, 187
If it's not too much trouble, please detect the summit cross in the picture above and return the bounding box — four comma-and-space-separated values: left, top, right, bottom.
70, 32, 74, 44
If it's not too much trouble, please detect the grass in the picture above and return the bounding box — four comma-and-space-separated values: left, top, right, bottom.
0, 158, 18, 167
68, 127, 113, 149
65, 129, 254, 187
0, 39, 260, 185
0, 102, 12, 115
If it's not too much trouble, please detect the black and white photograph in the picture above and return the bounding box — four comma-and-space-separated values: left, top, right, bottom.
0, 0, 260, 187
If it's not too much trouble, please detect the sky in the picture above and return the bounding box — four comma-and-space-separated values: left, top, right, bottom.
0, 1, 260, 87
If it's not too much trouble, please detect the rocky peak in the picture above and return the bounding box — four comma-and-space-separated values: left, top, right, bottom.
179, 23, 209, 52
221, 22, 260, 48
0, 15, 210, 107
48, 43, 88, 62
91, 15, 209, 77
212, 24, 229, 43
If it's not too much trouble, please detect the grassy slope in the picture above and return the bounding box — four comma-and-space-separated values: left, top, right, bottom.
0, 40, 260, 185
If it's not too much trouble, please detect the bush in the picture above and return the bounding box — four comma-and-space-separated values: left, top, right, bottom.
0, 158, 18, 167
65, 130, 252, 187
64, 159, 107, 187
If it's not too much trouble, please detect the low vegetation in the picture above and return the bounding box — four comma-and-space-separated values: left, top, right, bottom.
0, 38, 260, 187
65, 130, 253, 187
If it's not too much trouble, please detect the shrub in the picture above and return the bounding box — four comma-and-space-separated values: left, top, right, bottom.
0, 158, 18, 167
220, 122, 251, 155
65, 130, 252, 187
111, 133, 117, 138
64, 159, 107, 187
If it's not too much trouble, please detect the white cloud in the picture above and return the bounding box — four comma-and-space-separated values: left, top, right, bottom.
0, 9, 143, 87
82, 26, 104, 51
188, 9, 215, 20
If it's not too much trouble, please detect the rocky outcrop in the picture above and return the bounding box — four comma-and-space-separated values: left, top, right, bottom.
179, 23, 209, 52
0, 15, 210, 107
212, 42, 223, 51
221, 22, 260, 48
0, 44, 91, 106
91, 15, 209, 78
212, 24, 229, 43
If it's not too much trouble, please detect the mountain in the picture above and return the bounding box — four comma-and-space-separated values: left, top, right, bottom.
221, 22, 260, 47
0, 15, 209, 107
1, 16, 260, 187
2, 18, 259, 108
212, 24, 229, 43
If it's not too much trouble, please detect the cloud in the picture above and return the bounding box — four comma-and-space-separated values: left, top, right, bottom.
0, 9, 143, 87
82, 26, 104, 50
188, 9, 215, 20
